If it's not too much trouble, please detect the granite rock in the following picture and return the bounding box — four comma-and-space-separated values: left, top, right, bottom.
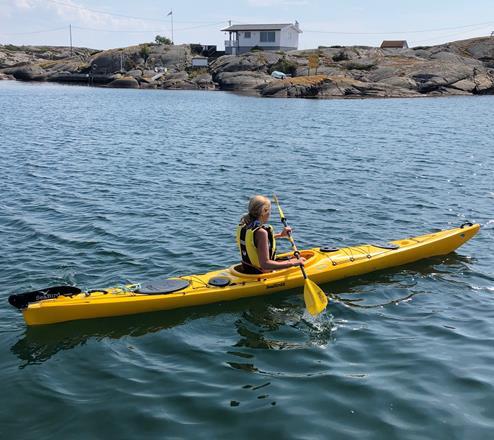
2, 37, 494, 99
107, 76, 139, 88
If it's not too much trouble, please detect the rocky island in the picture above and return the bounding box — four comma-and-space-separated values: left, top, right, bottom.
1, 37, 494, 99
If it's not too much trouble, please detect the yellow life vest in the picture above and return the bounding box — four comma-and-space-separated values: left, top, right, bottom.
236, 223, 277, 272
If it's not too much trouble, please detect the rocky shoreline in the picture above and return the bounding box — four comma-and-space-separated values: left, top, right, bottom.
1, 37, 494, 99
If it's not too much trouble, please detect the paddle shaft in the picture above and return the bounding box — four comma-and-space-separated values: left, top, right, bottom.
273, 197, 308, 280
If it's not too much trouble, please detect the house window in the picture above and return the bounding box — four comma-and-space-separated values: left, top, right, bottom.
260, 31, 276, 43
244, 31, 251, 38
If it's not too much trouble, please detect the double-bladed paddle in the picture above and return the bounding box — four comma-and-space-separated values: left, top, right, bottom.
272, 195, 328, 316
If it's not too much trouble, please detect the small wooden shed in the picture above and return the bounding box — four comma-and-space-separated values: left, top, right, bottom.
380, 40, 409, 49
191, 57, 208, 68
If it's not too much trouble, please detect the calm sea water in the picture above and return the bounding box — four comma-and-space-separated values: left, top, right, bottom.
0, 81, 493, 439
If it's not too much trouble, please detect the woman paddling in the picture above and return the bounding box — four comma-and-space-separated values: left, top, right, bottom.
236, 195, 306, 274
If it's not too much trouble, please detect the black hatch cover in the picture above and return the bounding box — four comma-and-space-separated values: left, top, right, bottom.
136, 278, 190, 295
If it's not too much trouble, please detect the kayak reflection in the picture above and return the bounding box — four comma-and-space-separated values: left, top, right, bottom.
329, 252, 474, 307
10, 300, 245, 368
11, 294, 306, 368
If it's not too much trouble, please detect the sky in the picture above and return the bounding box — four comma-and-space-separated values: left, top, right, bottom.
1, 0, 494, 50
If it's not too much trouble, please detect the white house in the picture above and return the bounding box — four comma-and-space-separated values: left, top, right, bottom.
222, 22, 302, 55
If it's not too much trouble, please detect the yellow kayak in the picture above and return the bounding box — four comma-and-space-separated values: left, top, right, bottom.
9, 223, 479, 326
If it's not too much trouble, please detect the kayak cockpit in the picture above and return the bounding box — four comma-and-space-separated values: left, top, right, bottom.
228, 250, 316, 279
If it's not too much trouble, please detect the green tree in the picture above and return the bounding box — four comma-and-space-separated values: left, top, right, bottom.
140, 44, 150, 65
155, 35, 173, 45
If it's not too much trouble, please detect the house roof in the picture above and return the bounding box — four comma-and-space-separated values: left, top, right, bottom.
380, 40, 408, 48
221, 23, 302, 33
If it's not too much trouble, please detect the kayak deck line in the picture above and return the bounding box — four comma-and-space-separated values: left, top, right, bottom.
10, 223, 480, 326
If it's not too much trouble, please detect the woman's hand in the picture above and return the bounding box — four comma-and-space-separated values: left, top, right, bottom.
290, 257, 306, 267
279, 226, 292, 238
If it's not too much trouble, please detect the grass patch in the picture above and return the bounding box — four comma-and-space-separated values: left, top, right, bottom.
332, 51, 350, 62
2, 44, 22, 52
280, 75, 328, 86
269, 58, 298, 75
343, 61, 375, 71
186, 67, 209, 78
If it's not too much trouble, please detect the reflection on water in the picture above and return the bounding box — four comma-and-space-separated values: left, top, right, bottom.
327, 252, 473, 306
11, 304, 218, 368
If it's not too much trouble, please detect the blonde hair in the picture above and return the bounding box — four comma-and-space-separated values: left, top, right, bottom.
240, 195, 271, 225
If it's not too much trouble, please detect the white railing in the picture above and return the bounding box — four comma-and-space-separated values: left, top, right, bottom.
224, 40, 239, 48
